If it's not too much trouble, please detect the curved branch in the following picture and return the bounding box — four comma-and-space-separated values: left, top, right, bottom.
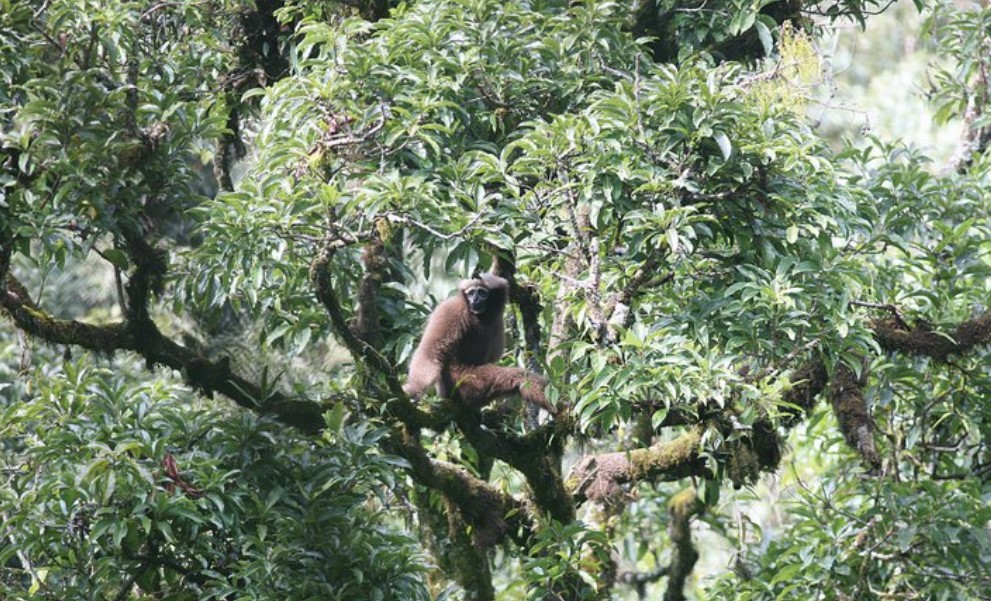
385, 431, 533, 548
453, 403, 575, 523
309, 239, 445, 431
310, 240, 395, 377
617, 563, 670, 597
0, 272, 325, 433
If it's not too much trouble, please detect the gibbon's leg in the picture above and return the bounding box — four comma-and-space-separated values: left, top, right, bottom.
448, 365, 553, 413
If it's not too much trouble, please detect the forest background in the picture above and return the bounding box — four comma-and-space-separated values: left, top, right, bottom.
2, 0, 991, 600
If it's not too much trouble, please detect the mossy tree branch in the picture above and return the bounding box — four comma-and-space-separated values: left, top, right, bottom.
568, 427, 709, 506
829, 361, 881, 469
384, 431, 532, 545
566, 353, 837, 513
0, 268, 326, 432
780, 357, 830, 424
871, 311, 991, 360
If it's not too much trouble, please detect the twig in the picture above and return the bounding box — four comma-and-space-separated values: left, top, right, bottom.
601, 65, 633, 82
749, 338, 820, 383
141, 0, 207, 19
114, 570, 140, 601
319, 102, 388, 150
850, 300, 909, 330
384, 211, 485, 241
33, 0, 52, 18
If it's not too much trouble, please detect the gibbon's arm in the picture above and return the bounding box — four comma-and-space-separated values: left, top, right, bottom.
403, 296, 466, 398
448, 364, 553, 414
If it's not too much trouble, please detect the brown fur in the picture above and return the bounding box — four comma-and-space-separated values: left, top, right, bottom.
447, 364, 550, 410
404, 274, 552, 412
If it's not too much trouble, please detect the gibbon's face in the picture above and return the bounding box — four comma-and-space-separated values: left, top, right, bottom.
464, 286, 491, 315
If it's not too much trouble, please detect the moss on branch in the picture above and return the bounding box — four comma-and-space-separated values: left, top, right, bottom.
568, 427, 708, 506
387, 431, 532, 548
829, 361, 881, 469
780, 357, 829, 424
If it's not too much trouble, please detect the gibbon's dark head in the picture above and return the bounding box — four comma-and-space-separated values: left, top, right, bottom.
459, 273, 508, 317
464, 285, 490, 315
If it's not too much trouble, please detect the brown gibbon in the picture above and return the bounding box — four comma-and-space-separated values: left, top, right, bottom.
403, 273, 552, 413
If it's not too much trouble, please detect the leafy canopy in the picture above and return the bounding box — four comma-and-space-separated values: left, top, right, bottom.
2, 0, 991, 599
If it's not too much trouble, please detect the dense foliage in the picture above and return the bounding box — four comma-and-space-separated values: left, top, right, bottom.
0, 348, 426, 601
2, 0, 991, 599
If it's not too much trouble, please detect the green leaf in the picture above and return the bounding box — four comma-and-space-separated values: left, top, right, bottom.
786, 225, 799, 244
102, 248, 130, 270
756, 20, 773, 56
325, 402, 346, 432
713, 131, 732, 160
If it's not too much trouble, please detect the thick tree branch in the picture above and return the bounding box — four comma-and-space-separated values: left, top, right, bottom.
350, 224, 388, 347
119, 225, 167, 325
214, 101, 241, 192
663, 489, 703, 601
413, 486, 496, 600
829, 361, 881, 469
0, 236, 11, 293
385, 431, 532, 548
871, 311, 991, 360
485, 255, 578, 521
568, 427, 708, 506
0, 272, 325, 433
453, 403, 575, 523
617, 562, 670, 598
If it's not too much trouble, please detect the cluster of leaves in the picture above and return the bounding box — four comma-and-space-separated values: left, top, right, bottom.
925, 1, 991, 128
0, 349, 428, 601
707, 465, 991, 600
521, 521, 611, 601
842, 140, 991, 463
503, 58, 875, 433
1, 0, 229, 264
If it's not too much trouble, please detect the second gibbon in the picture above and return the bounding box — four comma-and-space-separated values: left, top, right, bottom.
403, 273, 552, 413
